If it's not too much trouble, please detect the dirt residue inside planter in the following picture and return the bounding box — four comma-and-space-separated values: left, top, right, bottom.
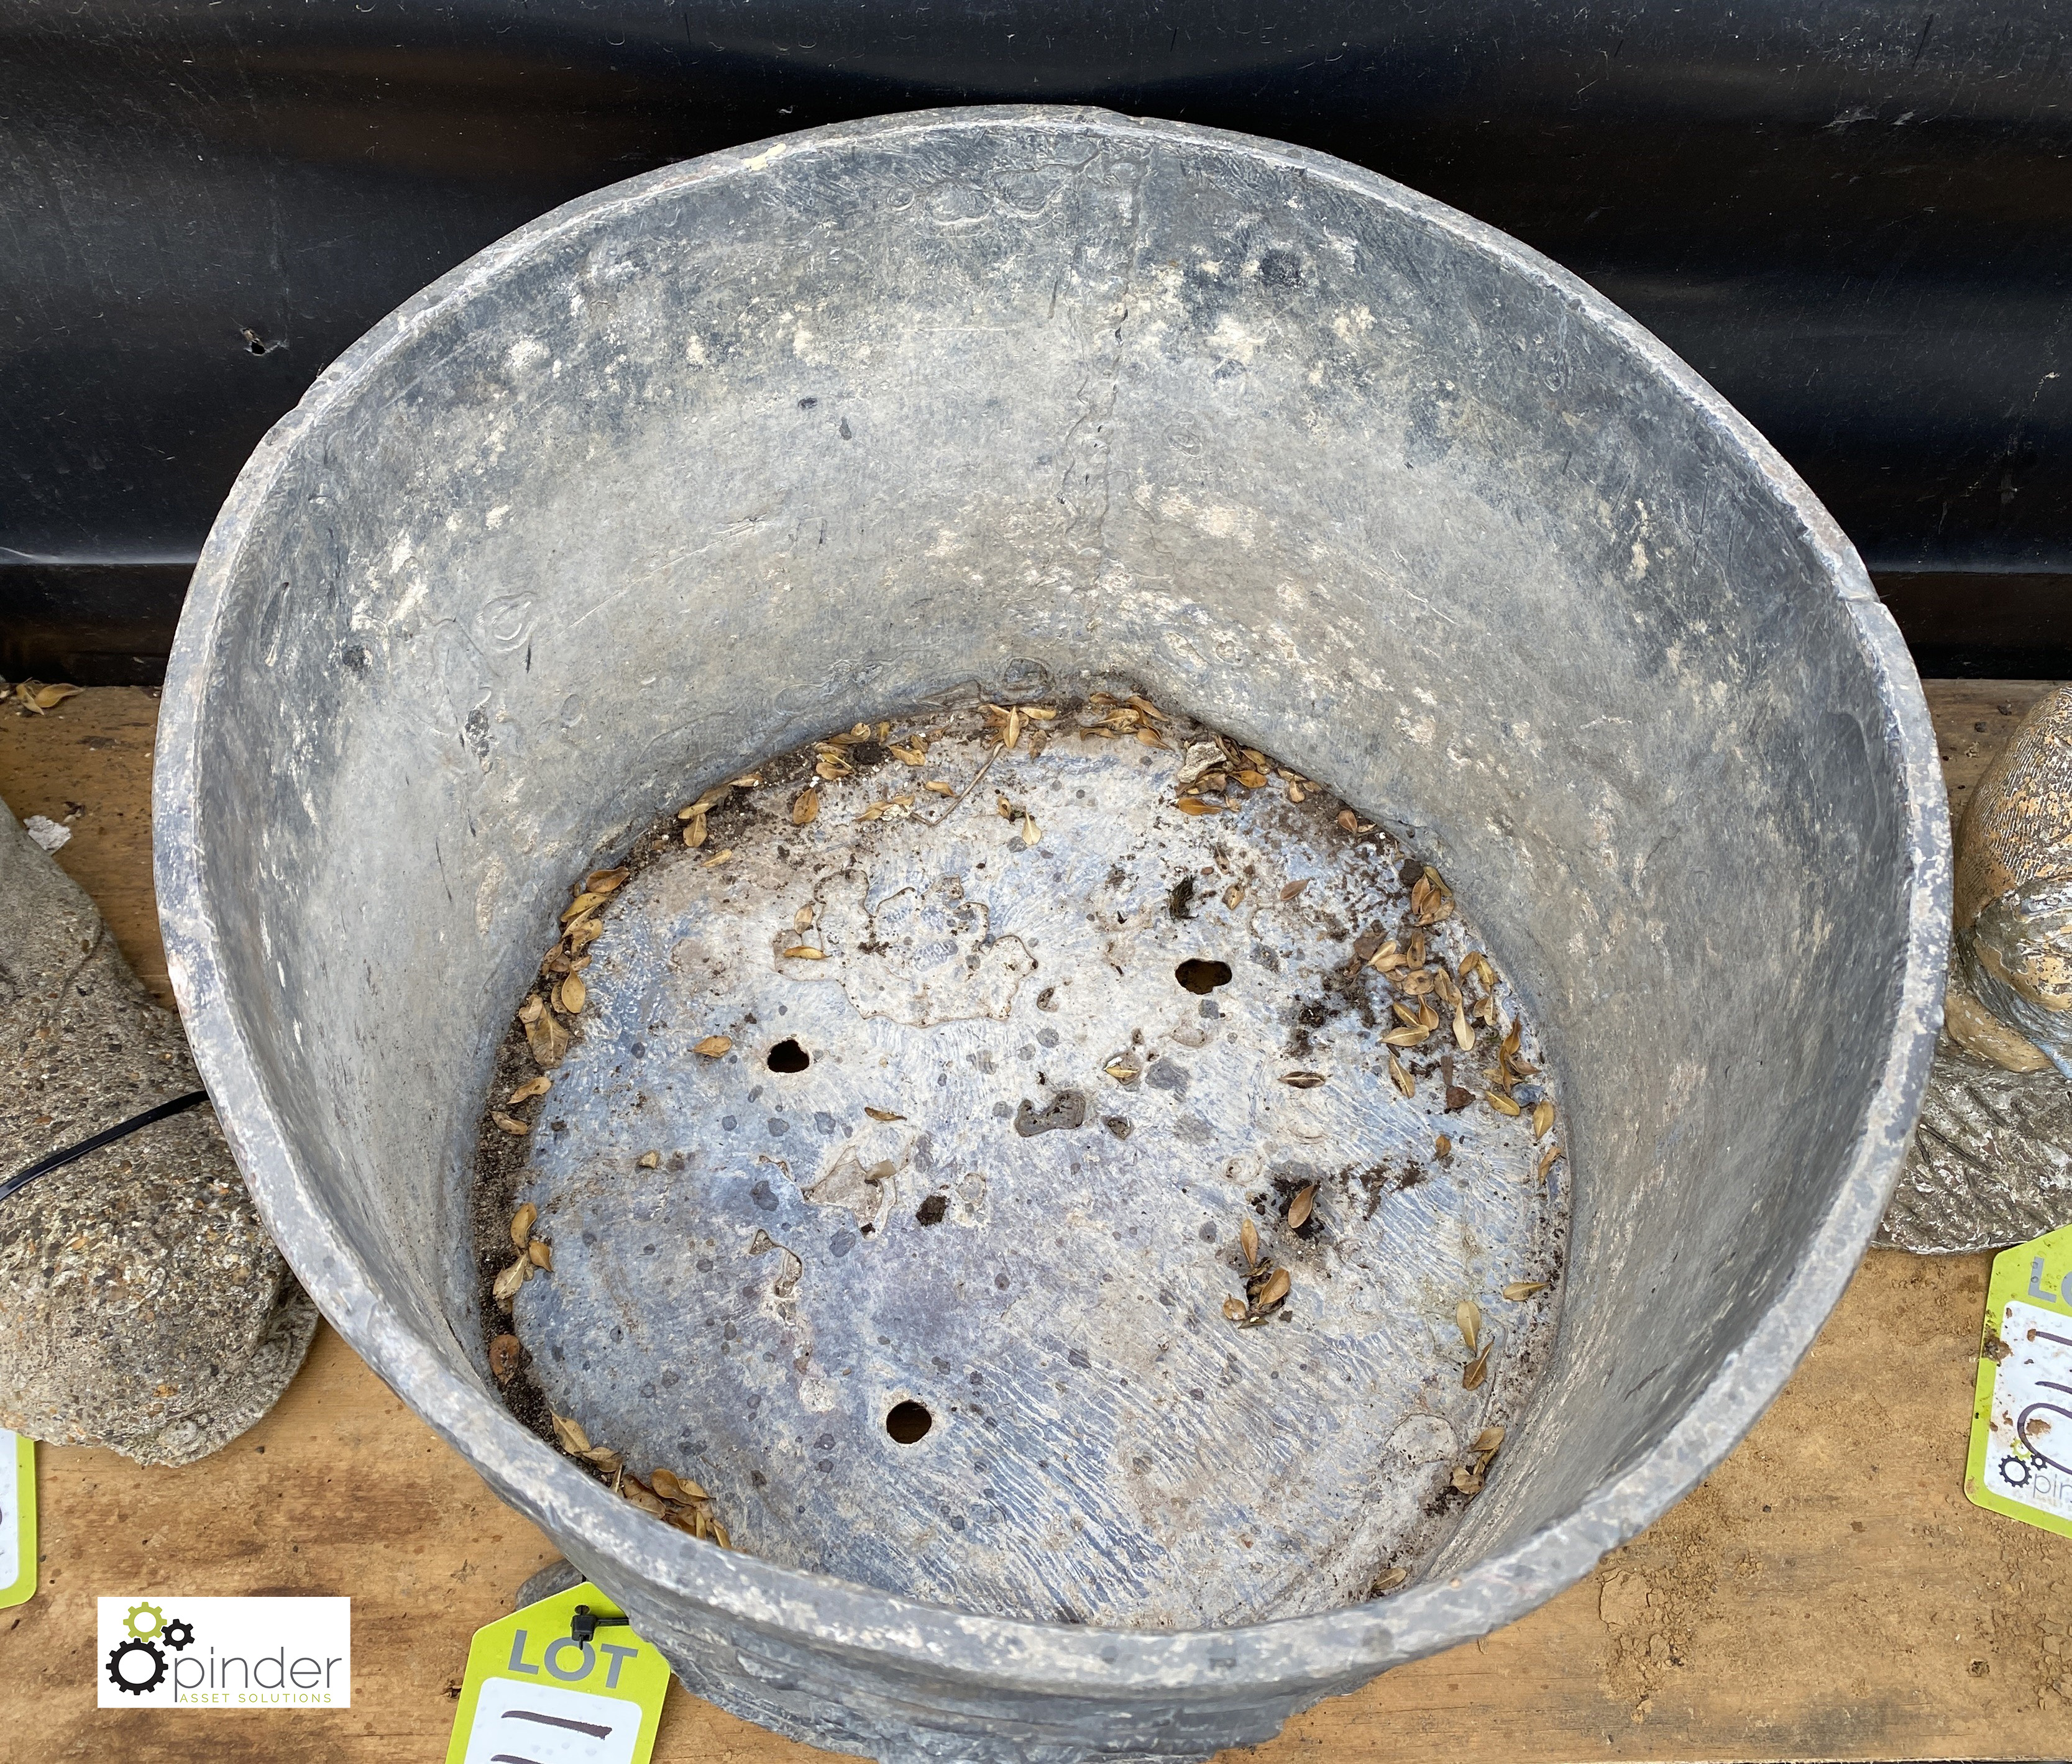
469, 681, 1570, 1626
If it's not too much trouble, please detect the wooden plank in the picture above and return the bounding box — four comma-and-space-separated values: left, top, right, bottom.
2, 685, 2068, 1761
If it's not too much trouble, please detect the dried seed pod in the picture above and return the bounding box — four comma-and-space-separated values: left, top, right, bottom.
1222, 882, 1247, 907
489, 1334, 523, 1382
1175, 797, 1221, 816
1434, 1134, 1452, 1159
620, 1475, 667, 1517
636, 1151, 660, 1169
782, 944, 827, 960
1501, 1281, 1547, 1302
1287, 1184, 1318, 1230
864, 1106, 905, 1122
1240, 1217, 1260, 1269
1256, 1266, 1291, 1309
1531, 1099, 1556, 1140
1104, 1062, 1141, 1083
1279, 1070, 1327, 1088
700, 848, 733, 868
1457, 1299, 1482, 1353
791, 787, 820, 826
523, 1009, 570, 1069
924, 779, 956, 795
492, 1112, 531, 1136
528, 1238, 553, 1271
32, 683, 83, 710
694, 1035, 732, 1058
1373, 1566, 1410, 1593
1279, 879, 1309, 900
493, 1256, 531, 1305
510, 1076, 552, 1105
509, 1203, 538, 1248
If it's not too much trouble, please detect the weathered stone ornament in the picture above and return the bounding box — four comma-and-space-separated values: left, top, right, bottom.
0, 798, 318, 1462
1881, 689, 2072, 1253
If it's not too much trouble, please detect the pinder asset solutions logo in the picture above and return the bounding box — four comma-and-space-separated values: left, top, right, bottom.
97, 1596, 351, 1708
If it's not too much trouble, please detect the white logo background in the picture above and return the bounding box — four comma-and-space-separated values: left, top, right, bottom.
96, 1596, 351, 1709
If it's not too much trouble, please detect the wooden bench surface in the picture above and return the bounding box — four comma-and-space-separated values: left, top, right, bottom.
2, 682, 2067, 1762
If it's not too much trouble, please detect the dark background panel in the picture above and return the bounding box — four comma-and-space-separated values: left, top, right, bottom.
4, 1, 2069, 680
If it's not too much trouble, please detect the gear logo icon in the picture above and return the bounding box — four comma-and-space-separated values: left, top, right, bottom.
1998, 1450, 2035, 1489
105, 1602, 196, 1698
122, 1601, 167, 1641
106, 1637, 167, 1696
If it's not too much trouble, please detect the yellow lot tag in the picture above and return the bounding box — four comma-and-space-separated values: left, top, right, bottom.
1967, 1220, 2072, 1539
0, 1430, 34, 1609
446, 1581, 670, 1764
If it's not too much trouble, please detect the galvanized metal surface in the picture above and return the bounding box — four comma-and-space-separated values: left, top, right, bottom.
500, 698, 1567, 1627
155, 107, 1948, 1762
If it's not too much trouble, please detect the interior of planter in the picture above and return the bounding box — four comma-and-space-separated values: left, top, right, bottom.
176, 109, 1918, 1628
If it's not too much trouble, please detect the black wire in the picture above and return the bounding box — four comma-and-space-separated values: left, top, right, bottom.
0, 1090, 209, 1207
